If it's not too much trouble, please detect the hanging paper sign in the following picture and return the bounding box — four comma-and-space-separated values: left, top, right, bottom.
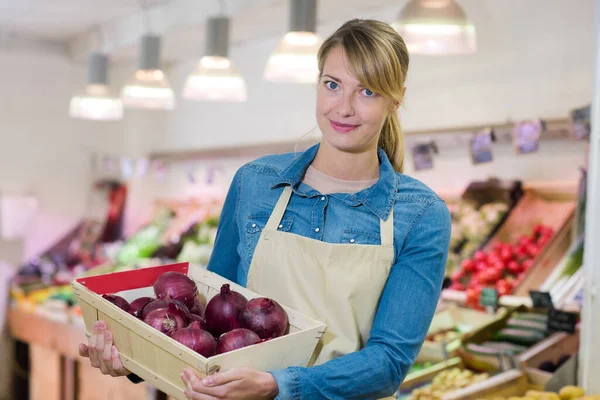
470, 129, 493, 164
547, 308, 579, 334
412, 143, 434, 171
136, 158, 149, 178
206, 165, 217, 184
514, 120, 543, 154
185, 163, 197, 184
151, 160, 167, 181
120, 157, 133, 180
570, 105, 591, 140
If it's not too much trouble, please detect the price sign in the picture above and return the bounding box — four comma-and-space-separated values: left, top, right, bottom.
514, 120, 543, 154
529, 290, 554, 309
470, 129, 493, 164
547, 308, 579, 334
480, 288, 499, 308
412, 143, 434, 171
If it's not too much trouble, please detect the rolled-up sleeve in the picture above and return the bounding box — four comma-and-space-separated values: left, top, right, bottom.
268, 200, 451, 399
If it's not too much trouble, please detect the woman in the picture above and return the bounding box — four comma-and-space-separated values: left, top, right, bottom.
79, 18, 451, 400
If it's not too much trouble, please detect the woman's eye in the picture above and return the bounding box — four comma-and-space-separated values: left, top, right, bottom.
362, 88, 375, 97
325, 81, 339, 90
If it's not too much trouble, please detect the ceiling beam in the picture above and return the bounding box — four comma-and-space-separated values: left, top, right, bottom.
67, 0, 279, 64
0, 32, 66, 57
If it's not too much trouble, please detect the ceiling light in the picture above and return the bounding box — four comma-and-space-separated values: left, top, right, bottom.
183, 16, 247, 102
69, 53, 123, 121
121, 35, 175, 110
392, 0, 476, 55
264, 0, 323, 84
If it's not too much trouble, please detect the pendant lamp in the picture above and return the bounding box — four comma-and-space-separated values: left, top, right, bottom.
264, 0, 323, 84
69, 53, 124, 121
392, 0, 476, 55
183, 16, 247, 102
121, 35, 175, 110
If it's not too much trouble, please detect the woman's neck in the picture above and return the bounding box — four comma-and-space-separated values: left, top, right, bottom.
311, 142, 380, 181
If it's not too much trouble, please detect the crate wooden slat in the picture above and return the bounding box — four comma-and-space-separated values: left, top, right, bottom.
72, 262, 327, 400
442, 370, 528, 400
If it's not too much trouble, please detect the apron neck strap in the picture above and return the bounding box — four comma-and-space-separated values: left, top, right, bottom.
265, 186, 293, 230
380, 208, 394, 247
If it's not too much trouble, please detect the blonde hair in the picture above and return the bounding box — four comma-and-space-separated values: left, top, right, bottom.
317, 19, 409, 173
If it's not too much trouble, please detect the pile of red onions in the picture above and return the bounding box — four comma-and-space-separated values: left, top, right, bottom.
101, 272, 290, 357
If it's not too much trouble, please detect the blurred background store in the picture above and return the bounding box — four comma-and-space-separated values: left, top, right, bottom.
1, 0, 599, 399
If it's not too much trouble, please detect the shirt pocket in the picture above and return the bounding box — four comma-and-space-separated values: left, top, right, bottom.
245, 213, 294, 256
341, 228, 381, 245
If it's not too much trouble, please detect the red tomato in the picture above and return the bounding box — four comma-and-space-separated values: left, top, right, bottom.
473, 250, 487, 263
537, 235, 551, 248
526, 244, 540, 258
475, 261, 489, 273
451, 271, 464, 281
493, 242, 505, 252
461, 259, 476, 273
449, 282, 465, 291
518, 235, 532, 247
522, 259, 534, 270
500, 248, 513, 262
507, 260, 521, 275
514, 248, 528, 261
496, 279, 511, 296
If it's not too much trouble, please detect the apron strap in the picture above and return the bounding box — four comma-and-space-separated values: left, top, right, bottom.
380, 207, 394, 247
265, 186, 293, 231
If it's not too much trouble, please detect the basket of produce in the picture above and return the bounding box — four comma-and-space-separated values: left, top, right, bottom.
71, 262, 327, 399
417, 305, 496, 362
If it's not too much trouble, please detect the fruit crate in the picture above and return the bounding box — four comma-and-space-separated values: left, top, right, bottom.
71, 262, 327, 400
417, 305, 495, 362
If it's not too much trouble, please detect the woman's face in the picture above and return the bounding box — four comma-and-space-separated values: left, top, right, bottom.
316, 46, 394, 155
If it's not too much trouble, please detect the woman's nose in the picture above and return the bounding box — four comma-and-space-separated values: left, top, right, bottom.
336, 95, 355, 118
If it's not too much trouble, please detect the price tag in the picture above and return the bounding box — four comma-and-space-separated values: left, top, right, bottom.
547, 308, 579, 334
480, 288, 499, 312
412, 143, 434, 171
529, 290, 554, 309
470, 129, 493, 164
514, 120, 543, 154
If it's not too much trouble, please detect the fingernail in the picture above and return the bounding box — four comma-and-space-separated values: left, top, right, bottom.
112, 346, 118, 356
202, 377, 213, 386
104, 331, 111, 340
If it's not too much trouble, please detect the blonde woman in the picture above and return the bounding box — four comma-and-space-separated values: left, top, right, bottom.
80, 19, 451, 400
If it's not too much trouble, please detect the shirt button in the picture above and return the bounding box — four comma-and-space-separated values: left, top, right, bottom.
350, 239, 355, 243
278, 224, 283, 229
315, 228, 320, 232
321, 196, 325, 201
252, 223, 257, 228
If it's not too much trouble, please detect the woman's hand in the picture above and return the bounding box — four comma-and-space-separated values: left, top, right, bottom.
181, 367, 279, 400
78, 320, 130, 377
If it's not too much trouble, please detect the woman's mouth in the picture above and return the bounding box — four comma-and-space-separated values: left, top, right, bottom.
329, 120, 360, 133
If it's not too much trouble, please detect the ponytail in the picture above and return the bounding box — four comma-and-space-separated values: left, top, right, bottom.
379, 112, 404, 173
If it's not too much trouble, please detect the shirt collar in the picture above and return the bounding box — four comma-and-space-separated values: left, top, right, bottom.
272, 143, 398, 220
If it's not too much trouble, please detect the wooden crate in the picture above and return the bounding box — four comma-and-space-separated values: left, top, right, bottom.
401, 357, 463, 392
71, 262, 326, 400
442, 370, 531, 400
417, 306, 495, 362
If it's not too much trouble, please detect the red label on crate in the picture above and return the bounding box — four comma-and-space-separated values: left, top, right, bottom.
75, 262, 189, 294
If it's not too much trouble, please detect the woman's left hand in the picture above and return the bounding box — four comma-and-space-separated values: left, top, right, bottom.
181, 367, 279, 400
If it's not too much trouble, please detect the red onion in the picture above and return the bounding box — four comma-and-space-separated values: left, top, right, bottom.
102, 294, 131, 313
205, 284, 248, 337
140, 298, 191, 321
129, 297, 153, 318
171, 328, 216, 358
188, 315, 207, 331
240, 298, 288, 340
143, 303, 188, 336
190, 298, 204, 318
153, 271, 197, 309
217, 328, 261, 354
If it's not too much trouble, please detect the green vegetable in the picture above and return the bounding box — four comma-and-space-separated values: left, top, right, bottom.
492, 328, 545, 346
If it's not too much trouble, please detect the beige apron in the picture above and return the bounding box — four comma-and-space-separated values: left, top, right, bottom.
247, 186, 396, 400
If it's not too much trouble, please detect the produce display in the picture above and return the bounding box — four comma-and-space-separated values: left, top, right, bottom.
102, 271, 289, 357
491, 385, 598, 400
449, 224, 555, 308
426, 326, 468, 344
410, 368, 490, 400
407, 361, 435, 374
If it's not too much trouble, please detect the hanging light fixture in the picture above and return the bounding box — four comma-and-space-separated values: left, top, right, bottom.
392, 0, 476, 55
183, 16, 247, 102
121, 35, 175, 110
264, 0, 323, 84
69, 53, 124, 121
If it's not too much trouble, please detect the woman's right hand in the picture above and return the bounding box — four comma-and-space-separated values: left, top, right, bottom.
78, 320, 130, 377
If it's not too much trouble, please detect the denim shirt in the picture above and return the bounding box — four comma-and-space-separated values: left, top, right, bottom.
207, 144, 451, 399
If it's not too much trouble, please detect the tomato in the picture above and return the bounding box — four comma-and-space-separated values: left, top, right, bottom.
461, 259, 476, 273
493, 242, 505, 252
449, 282, 465, 291
526, 244, 540, 258
473, 250, 487, 263
475, 261, 489, 273
537, 235, 551, 248
466, 288, 480, 305
496, 280, 511, 296
518, 235, 532, 247
451, 271, 464, 281
514, 248, 528, 261
507, 260, 521, 275
500, 248, 513, 262
522, 259, 534, 270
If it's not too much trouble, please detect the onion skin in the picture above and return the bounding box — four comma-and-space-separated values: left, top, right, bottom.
102, 294, 132, 313
171, 328, 216, 358
143, 304, 188, 336
140, 298, 191, 321
188, 315, 207, 331
153, 271, 198, 309
240, 298, 289, 340
205, 284, 248, 337
217, 328, 261, 354
190, 298, 204, 318
129, 297, 153, 318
